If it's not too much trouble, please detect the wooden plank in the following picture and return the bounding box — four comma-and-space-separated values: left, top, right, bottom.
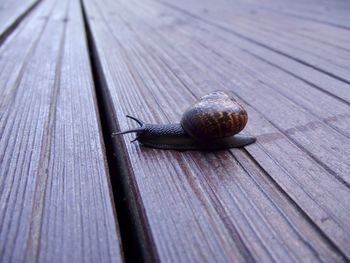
244, 0, 350, 30
0, 0, 56, 109
125, 0, 350, 138
143, 3, 350, 104
83, 0, 350, 261
159, 0, 350, 84
112, 0, 350, 257
217, 7, 350, 60
171, 0, 350, 56
188, 0, 350, 64
121, 0, 350, 235
0, 0, 40, 43
0, 0, 124, 262
120, 0, 350, 183
158, 9, 350, 105
139, 0, 350, 104
235, 3, 350, 50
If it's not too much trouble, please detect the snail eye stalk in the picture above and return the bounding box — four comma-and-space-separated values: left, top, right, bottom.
111, 128, 145, 137
126, 115, 144, 126
111, 115, 145, 137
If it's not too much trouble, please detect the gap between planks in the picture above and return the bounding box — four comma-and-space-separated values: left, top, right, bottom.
120, 0, 350, 188
88, 0, 350, 260
0, 0, 124, 261
80, 1, 157, 261
157, 0, 350, 86
0, 0, 42, 46
82, 0, 350, 260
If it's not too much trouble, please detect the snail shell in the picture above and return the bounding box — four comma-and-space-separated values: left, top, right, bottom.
113, 91, 255, 150
181, 91, 248, 140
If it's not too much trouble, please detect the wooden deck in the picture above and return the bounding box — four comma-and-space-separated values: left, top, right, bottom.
1, 0, 349, 262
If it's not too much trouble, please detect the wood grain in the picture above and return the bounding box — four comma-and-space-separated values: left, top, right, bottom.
83, 0, 350, 261
159, 0, 350, 84
240, 0, 350, 30
0, 0, 123, 262
0, 0, 40, 44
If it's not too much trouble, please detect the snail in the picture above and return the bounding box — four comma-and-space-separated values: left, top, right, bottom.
113, 91, 256, 150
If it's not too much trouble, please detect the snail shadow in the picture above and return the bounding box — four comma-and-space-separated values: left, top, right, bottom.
137, 134, 257, 152
138, 144, 247, 153
138, 144, 228, 153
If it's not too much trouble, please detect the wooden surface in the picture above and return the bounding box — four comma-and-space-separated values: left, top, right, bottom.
0, 0, 40, 44
0, 0, 123, 262
83, 0, 350, 262
1, 0, 350, 262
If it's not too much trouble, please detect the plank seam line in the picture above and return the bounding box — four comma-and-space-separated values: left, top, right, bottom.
108, 14, 260, 260
189, 155, 266, 262
297, 33, 350, 53
0, 2, 59, 240
157, 47, 350, 191
108, 19, 293, 257
0, 0, 59, 135
82, 1, 350, 260
191, 39, 350, 140
259, 6, 350, 31
114, 0, 350, 141
153, 42, 350, 234
157, 0, 350, 86
252, 140, 350, 227
242, 49, 350, 106
84, 0, 350, 146
146, 27, 350, 191
229, 151, 323, 261
0, 0, 43, 46
80, 1, 159, 262
144, 20, 350, 191
249, 104, 350, 190
205, 10, 350, 70
104, 19, 260, 259
234, 149, 348, 260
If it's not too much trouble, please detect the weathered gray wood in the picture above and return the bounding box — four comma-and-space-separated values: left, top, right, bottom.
198, 0, 350, 49
147, 2, 350, 105
138, 0, 350, 177
169, 0, 350, 60
116, 0, 350, 256
231, 6, 350, 52
0, 0, 40, 44
159, 0, 350, 84
245, 0, 350, 30
0, 0, 123, 262
83, 0, 350, 261
126, 0, 350, 137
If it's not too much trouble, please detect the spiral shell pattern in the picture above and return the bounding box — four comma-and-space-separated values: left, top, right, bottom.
180, 91, 248, 140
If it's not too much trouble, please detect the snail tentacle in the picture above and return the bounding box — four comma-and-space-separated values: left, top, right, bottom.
111, 128, 145, 137
126, 115, 144, 126
111, 115, 145, 137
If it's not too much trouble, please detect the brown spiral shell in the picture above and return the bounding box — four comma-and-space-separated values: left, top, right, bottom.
180, 91, 248, 140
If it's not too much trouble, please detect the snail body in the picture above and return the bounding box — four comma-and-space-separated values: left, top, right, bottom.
113, 91, 256, 150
